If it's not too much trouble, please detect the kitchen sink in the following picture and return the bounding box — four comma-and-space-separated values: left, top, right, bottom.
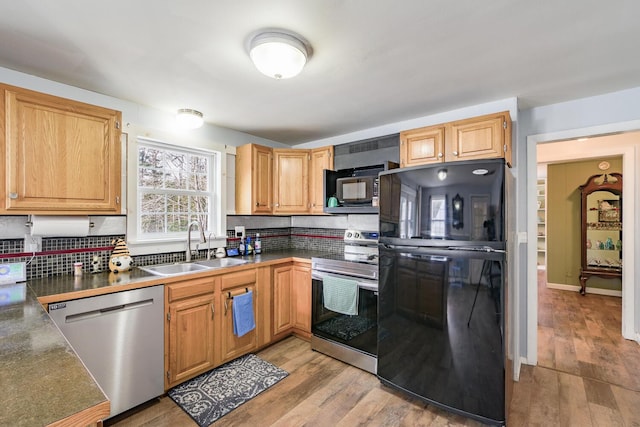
194, 258, 248, 268
139, 258, 248, 276
138, 262, 211, 276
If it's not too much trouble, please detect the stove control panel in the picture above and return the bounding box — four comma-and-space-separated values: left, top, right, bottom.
344, 229, 378, 244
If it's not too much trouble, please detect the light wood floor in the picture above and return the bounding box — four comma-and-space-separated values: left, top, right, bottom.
508, 271, 640, 426
108, 273, 640, 426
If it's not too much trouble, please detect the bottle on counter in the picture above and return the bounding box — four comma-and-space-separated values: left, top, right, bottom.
246, 237, 253, 255
255, 233, 262, 254
239, 237, 246, 255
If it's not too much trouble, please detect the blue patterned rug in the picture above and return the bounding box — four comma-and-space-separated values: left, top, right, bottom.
168, 354, 288, 426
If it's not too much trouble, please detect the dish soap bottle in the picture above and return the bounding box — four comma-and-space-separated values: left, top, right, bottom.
246, 237, 253, 255
239, 237, 246, 256
255, 233, 262, 254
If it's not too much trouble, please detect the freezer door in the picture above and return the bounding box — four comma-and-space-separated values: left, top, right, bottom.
377, 247, 505, 425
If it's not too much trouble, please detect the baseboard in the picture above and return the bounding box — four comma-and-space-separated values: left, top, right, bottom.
546, 282, 622, 297
513, 357, 523, 381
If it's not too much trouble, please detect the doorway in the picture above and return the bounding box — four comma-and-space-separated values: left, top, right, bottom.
526, 128, 639, 366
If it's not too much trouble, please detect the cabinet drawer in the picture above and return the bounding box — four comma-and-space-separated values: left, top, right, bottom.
221, 269, 256, 290
167, 277, 215, 302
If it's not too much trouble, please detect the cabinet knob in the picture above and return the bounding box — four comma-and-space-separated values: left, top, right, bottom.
256, 202, 259, 207
437, 153, 443, 158
275, 203, 280, 207
452, 151, 459, 156
8, 192, 18, 199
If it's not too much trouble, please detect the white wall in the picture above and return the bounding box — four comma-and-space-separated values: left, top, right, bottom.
0, 66, 286, 149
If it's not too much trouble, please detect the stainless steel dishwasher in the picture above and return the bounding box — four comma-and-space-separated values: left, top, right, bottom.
48, 285, 164, 419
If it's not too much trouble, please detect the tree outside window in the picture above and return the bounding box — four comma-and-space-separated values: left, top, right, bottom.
137, 140, 214, 238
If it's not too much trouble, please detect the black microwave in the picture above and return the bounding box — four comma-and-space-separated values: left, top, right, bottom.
336, 175, 378, 205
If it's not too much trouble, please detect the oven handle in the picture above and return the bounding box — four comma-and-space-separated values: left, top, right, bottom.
312, 271, 379, 292
311, 265, 378, 281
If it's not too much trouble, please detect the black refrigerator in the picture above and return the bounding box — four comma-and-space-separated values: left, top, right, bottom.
377, 158, 508, 426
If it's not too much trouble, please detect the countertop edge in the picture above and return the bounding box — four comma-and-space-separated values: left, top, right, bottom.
34, 253, 314, 305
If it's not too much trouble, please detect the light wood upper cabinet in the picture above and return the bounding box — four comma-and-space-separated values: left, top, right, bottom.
309, 147, 333, 213
165, 277, 217, 390
399, 111, 512, 167
448, 112, 511, 164
273, 148, 309, 214
400, 125, 445, 167
235, 143, 333, 215
235, 143, 273, 214
0, 84, 122, 214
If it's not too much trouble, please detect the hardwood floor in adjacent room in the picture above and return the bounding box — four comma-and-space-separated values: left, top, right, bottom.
509, 271, 640, 426
108, 273, 640, 426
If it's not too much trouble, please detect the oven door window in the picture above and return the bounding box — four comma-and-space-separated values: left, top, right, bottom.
311, 277, 378, 356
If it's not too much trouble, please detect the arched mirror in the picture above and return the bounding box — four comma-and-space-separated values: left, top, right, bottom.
579, 172, 622, 295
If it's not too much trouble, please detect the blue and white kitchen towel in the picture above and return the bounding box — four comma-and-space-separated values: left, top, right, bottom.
322, 276, 359, 316
232, 290, 256, 337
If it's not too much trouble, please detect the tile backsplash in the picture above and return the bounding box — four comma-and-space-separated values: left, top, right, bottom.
1, 225, 350, 280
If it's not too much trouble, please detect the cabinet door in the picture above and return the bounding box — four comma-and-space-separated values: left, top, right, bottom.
272, 264, 294, 336
273, 149, 309, 214
399, 125, 445, 167
1, 84, 122, 213
292, 263, 311, 335
253, 145, 273, 213
447, 112, 510, 163
309, 147, 333, 213
220, 283, 258, 363
235, 143, 273, 214
167, 293, 216, 388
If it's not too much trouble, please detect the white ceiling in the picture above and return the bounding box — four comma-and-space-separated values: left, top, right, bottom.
1, 1, 639, 145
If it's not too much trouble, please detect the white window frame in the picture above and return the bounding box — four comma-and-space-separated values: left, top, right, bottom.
430, 195, 447, 238
126, 129, 226, 255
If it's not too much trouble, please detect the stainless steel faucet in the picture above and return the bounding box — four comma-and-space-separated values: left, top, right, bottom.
186, 220, 205, 262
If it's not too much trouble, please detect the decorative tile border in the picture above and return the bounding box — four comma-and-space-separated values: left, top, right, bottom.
0, 226, 348, 280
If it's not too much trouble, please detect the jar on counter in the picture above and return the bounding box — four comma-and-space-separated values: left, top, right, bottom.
73, 262, 83, 276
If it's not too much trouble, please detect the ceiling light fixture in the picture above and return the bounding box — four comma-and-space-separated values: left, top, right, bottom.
437, 169, 448, 181
249, 31, 309, 79
176, 109, 204, 129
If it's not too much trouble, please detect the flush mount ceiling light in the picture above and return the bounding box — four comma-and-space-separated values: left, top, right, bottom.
176, 109, 204, 129
249, 31, 309, 79
437, 169, 448, 181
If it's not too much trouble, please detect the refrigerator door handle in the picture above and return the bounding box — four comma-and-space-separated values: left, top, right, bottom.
452, 246, 506, 253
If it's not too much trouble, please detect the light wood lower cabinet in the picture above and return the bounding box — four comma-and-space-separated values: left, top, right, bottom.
272, 264, 294, 336
272, 262, 312, 339
164, 261, 311, 389
165, 277, 217, 390
292, 263, 311, 336
219, 269, 258, 363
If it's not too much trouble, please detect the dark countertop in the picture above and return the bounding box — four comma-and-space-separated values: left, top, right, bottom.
0, 283, 109, 426
1, 249, 328, 426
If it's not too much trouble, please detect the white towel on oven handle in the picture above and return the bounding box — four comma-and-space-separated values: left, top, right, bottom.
322, 275, 359, 316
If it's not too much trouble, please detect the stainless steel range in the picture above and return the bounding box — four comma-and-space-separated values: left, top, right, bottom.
311, 230, 379, 373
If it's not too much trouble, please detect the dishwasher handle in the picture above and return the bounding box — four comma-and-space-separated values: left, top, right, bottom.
64, 298, 154, 323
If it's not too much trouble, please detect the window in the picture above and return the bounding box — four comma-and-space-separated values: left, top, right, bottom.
399, 185, 418, 238
137, 138, 217, 241
430, 195, 446, 238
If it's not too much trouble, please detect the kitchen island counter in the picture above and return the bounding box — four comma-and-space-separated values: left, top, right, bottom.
0, 283, 109, 427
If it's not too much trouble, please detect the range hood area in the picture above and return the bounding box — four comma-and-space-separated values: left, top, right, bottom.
324, 134, 400, 214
